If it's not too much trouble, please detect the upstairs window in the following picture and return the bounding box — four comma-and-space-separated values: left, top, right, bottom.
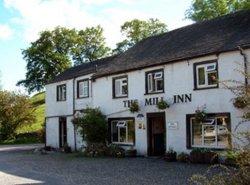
194, 61, 218, 89
113, 76, 128, 98
77, 79, 89, 98
146, 69, 164, 94
57, 84, 66, 101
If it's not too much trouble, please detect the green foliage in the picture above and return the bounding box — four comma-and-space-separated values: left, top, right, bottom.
0, 91, 36, 141
72, 25, 110, 66
194, 106, 207, 123
156, 99, 169, 110
18, 26, 110, 93
72, 108, 107, 144
129, 101, 140, 113
186, 0, 250, 22
113, 18, 167, 54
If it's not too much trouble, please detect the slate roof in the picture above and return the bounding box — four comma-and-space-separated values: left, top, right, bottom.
49, 10, 250, 84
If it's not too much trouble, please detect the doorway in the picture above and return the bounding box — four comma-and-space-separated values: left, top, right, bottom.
59, 117, 67, 148
147, 112, 166, 156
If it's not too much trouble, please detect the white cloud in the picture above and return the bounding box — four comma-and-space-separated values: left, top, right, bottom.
4, 0, 192, 48
0, 24, 13, 40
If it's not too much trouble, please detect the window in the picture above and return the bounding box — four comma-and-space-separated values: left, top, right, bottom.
113, 76, 128, 98
194, 61, 218, 89
146, 69, 164, 94
57, 84, 66, 101
110, 119, 135, 145
189, 114, 230, 149
77, 79, 89, 98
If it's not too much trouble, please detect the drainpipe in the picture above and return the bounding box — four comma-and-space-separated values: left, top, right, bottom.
238, 46, 248, 87
73, 77, 77, 151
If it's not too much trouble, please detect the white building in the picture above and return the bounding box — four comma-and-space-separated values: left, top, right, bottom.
45, 11, 250, 156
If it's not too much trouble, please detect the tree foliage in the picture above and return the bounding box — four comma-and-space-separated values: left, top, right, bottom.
113, 18, 167, 54
0, 91, 36, 141
186, 0, 250, 22
18, 26, 110, 93
72, 108, 107, 144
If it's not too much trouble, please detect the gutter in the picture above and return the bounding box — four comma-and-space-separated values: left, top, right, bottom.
73, 77, 77, 151
238, 46, 248, 87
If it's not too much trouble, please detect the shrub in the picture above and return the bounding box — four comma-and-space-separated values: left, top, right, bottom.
107, 144, 125, 158
164, 148, 177, 162
177, 152, 189, 162
156, 99, 169, 110
0, 91, 36, 141
82, 143, 108, 157
129, 101, 139, 113
224, 150, 240, 166
194, 107, 207, 123
233, 96, 247, 109
72, 107, 107, 144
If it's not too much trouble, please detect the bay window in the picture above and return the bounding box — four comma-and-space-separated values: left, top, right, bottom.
110, 119, 135, 145
194, 61, 218, 89
146, 69, 164, 94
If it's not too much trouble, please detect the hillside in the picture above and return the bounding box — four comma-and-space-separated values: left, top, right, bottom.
17, 92, 45, 133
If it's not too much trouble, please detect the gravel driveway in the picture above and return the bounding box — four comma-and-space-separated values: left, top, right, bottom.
0, 151, 208, 185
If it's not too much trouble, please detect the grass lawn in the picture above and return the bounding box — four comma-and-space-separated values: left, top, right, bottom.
17, 92, 45, 134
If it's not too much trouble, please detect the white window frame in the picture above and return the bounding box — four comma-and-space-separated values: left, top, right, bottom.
113, 77, 128, 98
57, 84, 66, 101
77, 80, 89, 98
111, 120, 134, 145
190, 116, 229, 149
147, 70, 164, 93
196, 62, 218, 89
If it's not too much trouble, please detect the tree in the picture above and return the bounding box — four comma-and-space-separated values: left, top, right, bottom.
113, 18, 167, 54
0, 91, 35, 141
72, 26, 110, 66
186, 0, 250, 22
18, 26, 110, 93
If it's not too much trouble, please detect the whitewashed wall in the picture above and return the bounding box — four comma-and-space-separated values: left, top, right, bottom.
45, 49, 250, 154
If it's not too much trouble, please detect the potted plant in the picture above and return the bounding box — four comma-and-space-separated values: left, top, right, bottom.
233, 96, 247, 109
203, 149, 218, 164
194, 106, 207, 123
125, 146, 137, 157
164, 148, 177, 162
190, 148, 204, 163
129, 101, 140, 113
177, 152, 190, 163
156, 99, 170, 110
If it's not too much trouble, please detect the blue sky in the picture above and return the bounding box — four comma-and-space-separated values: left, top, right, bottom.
0, 0, 193, 93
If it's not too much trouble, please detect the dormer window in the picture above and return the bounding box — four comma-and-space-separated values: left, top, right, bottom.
113, 76, 128, 98
146, 69, 164, 94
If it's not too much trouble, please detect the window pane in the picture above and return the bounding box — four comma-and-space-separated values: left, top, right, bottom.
208, 72, 217, 85
127, 120, 135, 143
79, 82, 83, 97
111, 121, 118, 142
156, 79, 163, 91
115, 80, 121, 96
217, 117, 229, 148
192, 120, 202, 145
119, 127, 126, 142
203, 125, 216, 146
83, 81, 88, 96
121, 84, 128, 95
198, 67, 205, 85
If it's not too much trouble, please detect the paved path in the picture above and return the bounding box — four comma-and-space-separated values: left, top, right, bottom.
0, 151, 209, 185
0, 143, 44, 152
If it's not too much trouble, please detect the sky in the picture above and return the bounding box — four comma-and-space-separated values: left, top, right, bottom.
0, 0, 193, 93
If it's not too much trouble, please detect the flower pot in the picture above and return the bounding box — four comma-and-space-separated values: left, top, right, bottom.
125, 149, 137, 157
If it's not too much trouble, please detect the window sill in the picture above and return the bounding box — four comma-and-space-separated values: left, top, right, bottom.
144, 91, 164, 95
193, 86, 218, 91
56, 100, 66, 102
190, 146, 228, 150
113, 95, 128, 99
112, 142, 134, 146
76, 96, 89, 99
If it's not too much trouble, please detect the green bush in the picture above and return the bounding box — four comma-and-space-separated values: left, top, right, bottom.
107, 144, 125, 158
177, 152, 189, 162
72, 107, 107, 144
156, 99, 169, 110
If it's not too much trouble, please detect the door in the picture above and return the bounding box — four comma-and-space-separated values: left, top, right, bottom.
59, 117, 67, 148
147, 113, 165, 156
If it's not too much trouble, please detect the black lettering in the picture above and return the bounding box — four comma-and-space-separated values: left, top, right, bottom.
145, 98, 152, 106
177, 95, 184, 103
185, 94, 192, 102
